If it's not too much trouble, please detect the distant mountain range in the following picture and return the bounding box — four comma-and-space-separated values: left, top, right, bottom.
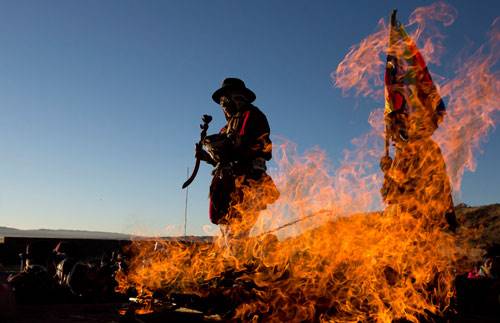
5, 204, 495, 243
0, 226, 214, 243
0, 226, 135, 240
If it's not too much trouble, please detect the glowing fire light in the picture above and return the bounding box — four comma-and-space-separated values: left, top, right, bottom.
117, 2, 497, 321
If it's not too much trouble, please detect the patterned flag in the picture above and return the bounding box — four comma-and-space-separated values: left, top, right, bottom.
384, 11, 445, 144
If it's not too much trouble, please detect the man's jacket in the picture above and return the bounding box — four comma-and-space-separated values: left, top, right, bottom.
208, 103, 277, 224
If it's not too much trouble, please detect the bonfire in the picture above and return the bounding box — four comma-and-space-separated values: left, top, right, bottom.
116, 3, 499, 322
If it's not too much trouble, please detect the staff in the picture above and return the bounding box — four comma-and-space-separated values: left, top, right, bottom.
182, 114, 212, 189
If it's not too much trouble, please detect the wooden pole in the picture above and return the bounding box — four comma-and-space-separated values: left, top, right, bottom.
184, 167, 189, 237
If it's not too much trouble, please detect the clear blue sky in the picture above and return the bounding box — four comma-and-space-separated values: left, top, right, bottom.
0, 1, 498, 235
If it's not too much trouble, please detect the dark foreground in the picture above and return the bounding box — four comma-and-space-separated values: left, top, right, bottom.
2, 298, 499, 323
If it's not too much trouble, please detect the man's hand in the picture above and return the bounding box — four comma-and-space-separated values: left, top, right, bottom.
380, 155, 393, 173
195, 143, 215, 165
195, 143, 207, 160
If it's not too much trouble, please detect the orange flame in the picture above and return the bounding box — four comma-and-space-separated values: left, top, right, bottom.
334, 17, 387, 99
116, 2, 496, 321
333, 1, 499, 193
334, 1, 456, 100
436, 17, 500, 190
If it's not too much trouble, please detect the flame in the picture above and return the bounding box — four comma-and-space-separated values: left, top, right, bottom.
115, 137, 480, 321
334, 1, 499, 191
333, 1, 457, 99
116, 143, 475, 321
436, 17, 500, 190
334, 18, 387, 99
116, 2, 497, 321
408, 1, 457, 66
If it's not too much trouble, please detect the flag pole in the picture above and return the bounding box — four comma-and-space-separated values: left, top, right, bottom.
385, 9, 398, 158
184, 167, 189, 237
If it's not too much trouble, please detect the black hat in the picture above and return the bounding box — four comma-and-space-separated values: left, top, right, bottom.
212, 78, 256, 104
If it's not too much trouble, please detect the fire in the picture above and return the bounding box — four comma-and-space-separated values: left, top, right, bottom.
117, 2, 497, 322
334, 1, 500, 192
436, 17, 500, 190
334, 1, 456, 99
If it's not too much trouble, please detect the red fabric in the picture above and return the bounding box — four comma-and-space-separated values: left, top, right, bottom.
209, 198, 215, 223
392, 92, 404, 111
239, 111, 251, 136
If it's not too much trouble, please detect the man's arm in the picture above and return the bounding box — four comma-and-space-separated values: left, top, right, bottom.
196, 143, 217, 166
235, 107, 272, 161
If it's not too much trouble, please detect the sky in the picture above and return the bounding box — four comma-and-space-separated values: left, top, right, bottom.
0, 0, 498, 236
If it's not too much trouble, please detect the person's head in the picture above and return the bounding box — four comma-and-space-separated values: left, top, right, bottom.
212, 78, 256, 117
25, 243, 45, 268
219, 92, 250, 117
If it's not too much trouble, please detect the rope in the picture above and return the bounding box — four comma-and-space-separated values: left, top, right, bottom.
256, 209, 333, 237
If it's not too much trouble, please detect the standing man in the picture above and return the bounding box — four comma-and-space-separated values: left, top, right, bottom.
196, 78, 279, 249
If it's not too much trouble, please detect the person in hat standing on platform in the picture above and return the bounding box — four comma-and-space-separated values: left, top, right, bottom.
196, 78, 279, 252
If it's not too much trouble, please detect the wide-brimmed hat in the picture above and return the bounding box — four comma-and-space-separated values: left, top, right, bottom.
212, 78, 256, 103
